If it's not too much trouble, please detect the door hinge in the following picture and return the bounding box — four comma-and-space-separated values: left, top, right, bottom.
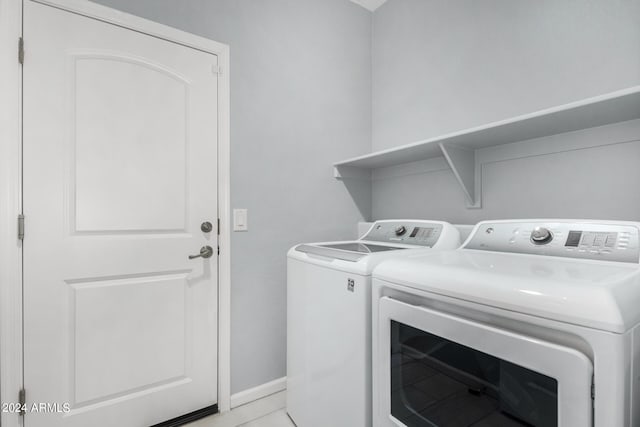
591, 381, 595, 400
212, 65, 222, 75
217, 218, 220, 235
18, 388, 25, 416
18, 37, 24, 65
18, 214, 25, 241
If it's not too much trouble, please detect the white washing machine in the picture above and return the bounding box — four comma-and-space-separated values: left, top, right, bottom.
287, 220, 461, 427
372, 219, 640, 427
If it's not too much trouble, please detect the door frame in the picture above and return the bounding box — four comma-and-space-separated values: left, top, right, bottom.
0, 0, 232, 425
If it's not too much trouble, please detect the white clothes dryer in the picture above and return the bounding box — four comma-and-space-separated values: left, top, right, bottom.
287, 220, 461, 427
372, 219, 640, 427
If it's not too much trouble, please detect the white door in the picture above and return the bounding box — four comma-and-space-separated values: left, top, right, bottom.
23, 1, 219, 426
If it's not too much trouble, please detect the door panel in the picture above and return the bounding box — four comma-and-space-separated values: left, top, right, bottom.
23, 1, 218, 426
73, 54, 189, 232
72, 273, 188, 405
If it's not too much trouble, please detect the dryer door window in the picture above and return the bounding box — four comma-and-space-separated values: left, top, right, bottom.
391, 321, 556, 426
376, 297, 593, 427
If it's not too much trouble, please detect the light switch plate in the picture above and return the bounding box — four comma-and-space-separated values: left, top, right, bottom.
233, 209, 248, 231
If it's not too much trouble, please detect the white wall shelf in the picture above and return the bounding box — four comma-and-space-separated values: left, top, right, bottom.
334, 86, 640, 208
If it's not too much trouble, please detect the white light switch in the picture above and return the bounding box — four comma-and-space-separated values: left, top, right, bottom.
233, 209, 248, 231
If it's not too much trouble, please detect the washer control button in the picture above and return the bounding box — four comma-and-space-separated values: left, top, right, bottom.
531, 227, 553, 245
394, 226, 407, 236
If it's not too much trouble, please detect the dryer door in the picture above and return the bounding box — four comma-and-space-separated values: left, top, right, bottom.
376, 297, 592, 427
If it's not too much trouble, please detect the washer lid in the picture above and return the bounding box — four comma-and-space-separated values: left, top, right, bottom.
295, 242, 405, 262
318, 242, 406, 253
374, 249, 640, 333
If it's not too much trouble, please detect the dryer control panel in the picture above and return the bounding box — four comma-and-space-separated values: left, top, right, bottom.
464, 220, 640, 263
363, 221, 444, 247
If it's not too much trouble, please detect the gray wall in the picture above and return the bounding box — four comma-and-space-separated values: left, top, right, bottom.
371, 0, 640, 222
90, 0, 372, 394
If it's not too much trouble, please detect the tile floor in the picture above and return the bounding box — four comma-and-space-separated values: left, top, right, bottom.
233, 410, 294, 427
186, 391, 295, 427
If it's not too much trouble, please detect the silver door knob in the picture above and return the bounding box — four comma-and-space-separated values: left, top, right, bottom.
189, 246, 214, 259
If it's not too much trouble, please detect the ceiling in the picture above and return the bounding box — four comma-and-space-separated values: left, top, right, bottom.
349, 0, 388, 12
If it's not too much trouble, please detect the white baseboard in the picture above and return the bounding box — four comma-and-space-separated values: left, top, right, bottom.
229, 376, 287, 409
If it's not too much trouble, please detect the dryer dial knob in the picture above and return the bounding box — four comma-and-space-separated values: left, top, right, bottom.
531, 227, 553, 244
394, 226, 407, 236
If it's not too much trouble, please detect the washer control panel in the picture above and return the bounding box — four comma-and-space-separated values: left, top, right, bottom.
464, 221, 640, 263
363, 221, 444, 247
